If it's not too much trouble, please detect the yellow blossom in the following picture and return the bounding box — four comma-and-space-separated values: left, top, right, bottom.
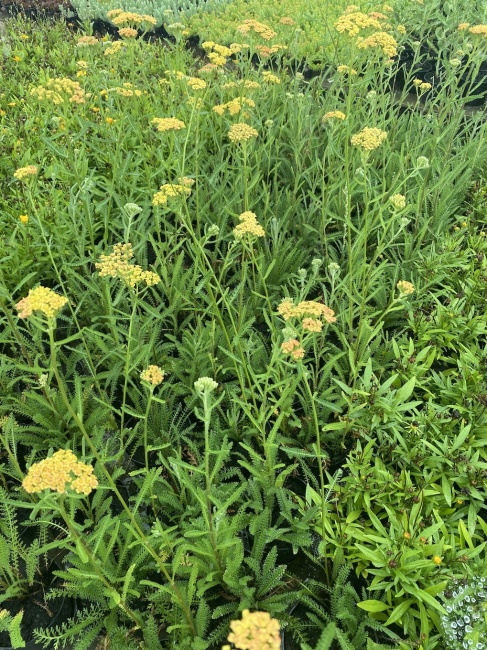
356, 31, 398, 57
140, 365, 165, 386
14, 165, 38, 180
261, 71, 281, 84
323, 110, 346, 121
281, 339, 305, 360
119, 27, 138, 38
277, 299, 336, 323
207, 52, 227, 66
23, 449, 98, 496
396, 280, 415, 296
95, 243, 160, 288
397, 24, 406, 34
152, 179, 194, 206
334, 11, 382, 37
279, 16, 296, 25
151, 117, 186, 132
233, 211, 265, 239
111, 11, 156, 27
15, 286, 68, 320
433, 556, 442, 565
389, 194, 406, 210
225, 609, 281, 650
237, 19, 277, 41
337, 64, 358, 75
302, 318, 323, 332
187, 77, 206, 90
351, 127, 387, 151
228, 123, 258, 143
76, 35, 99, 46
19, 214, 29, 224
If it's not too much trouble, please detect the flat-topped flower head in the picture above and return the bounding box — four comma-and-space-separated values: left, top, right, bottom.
223, 609, 281, 650
16, 286, 68, 320
152, 179, 193, 206
228, 123, 258, 144
76, 35, 99, 46
323, 110, 346, 122
233, 211, 265, 239
118, 27, 138, 38
140, 365, 165, 386
95, 242, 160, 288
277, 299, 336, 324
151, 117, 186, 132
397, 280, 415, 296
14, 165, 38, 180
351, 127, 387, 151
23, 449, 98, 496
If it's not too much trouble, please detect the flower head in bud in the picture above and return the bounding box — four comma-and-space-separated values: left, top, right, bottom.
124, 203, 143, 218
194, 377, 218, 394
416, 156, 430, 169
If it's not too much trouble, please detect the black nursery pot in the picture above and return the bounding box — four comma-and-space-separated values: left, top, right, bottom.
0, 591, 75, 650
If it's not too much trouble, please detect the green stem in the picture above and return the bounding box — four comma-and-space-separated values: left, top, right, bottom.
302, 369, 330, 586
46, 324, 196, 636
58, 498, 143, 629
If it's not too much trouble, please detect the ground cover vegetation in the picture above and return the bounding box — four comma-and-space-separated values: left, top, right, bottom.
0, 1, 487, 649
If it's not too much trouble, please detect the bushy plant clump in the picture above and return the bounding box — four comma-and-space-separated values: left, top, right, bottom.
1, 3, 487, 650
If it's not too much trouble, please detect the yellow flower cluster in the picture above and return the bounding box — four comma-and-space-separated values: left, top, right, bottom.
262, 71, 281, 84
151, 117, 186, 132
413, 79, 432, 92
337, 64, 358, 75
228, 123, 259, 143
213, 97, 255, 116
95, 243, 161, 288
356, 31, 398, 57
334, 11, 382, 37
13, 165, 38, 180
281, 338, 305, 360
302, 318, 323, 332
19, 214, 29, 224
237, 19, 277, 41
109, 10, 156, 26
152, 178, 194, 206
397, 280, 415, 295
208, 52, 228, 66
323, 110, 346, 121
140, 365, 165, 386
104, 40, 124, 56
223, 80, 261, 91
187, 77, 207, 90
279, 16, 296, 26
233, 211, 265, 239
389, 194, 406, 210
277, 299, 336, 324
468, 24, 487, 35
255, 44, 287, 57
119, 27, 138, 38
76, 35, 99, 46
23, 449, 98, 496
351, 127, 387, 151
112, 83, 142, 97
30, 78, 88, 105
222, 610, 281, 650
16, 286, 68, 319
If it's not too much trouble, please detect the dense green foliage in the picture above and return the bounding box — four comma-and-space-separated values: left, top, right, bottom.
1, 2, 487, 649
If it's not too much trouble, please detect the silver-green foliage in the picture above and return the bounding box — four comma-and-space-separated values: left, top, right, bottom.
69, 0, 233, 26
